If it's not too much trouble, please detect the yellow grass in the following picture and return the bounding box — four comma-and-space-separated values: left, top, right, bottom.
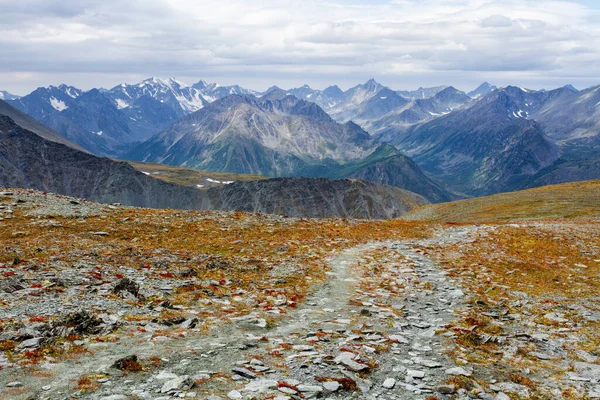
403, 179, 600, 223
433, 222, 600, 399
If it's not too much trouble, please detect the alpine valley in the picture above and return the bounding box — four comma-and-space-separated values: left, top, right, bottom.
3, 76, 600, 207
5, 2, 600, 399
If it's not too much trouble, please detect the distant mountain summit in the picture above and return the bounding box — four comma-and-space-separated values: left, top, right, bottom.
10, 84, 82, 119
192, 80, 258, 101
323, 85, 344, 99
108, 77, 208, 115
467, 82, 497, 98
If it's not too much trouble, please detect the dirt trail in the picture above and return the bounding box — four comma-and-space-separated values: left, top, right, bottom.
4, 227, 484, 400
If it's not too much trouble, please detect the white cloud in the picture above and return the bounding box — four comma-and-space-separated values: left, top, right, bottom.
0, 0, 599, 93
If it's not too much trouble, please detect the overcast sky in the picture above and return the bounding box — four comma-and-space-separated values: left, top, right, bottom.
1, 0, 599, 95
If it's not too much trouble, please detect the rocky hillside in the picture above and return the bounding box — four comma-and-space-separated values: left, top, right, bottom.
202, 177, 429, 219
0, 99, 86, 152
0, 115, 427, 218
0, 115, 206, 209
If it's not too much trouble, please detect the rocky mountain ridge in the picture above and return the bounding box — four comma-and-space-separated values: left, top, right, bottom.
0, 90, 19, 101
6, 78, 600, 198
0, 115, 427, 219
383, 85, 600, 195
0, 99, 86, 152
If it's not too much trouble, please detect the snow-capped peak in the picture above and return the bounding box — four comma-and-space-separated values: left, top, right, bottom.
109, 77, 208, 114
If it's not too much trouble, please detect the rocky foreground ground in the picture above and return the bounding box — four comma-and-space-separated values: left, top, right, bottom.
0, 189, 599, 400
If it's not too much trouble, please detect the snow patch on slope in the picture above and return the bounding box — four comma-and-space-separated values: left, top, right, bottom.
50, 97, 68, 111
115, 99, 129, 109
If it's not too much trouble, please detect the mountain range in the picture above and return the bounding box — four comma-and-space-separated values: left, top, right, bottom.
6, 78, 261, 156
389, 85, 600, 195
393, 87, 560, 195
0, 100, 428, 219
126, 92, 453, 203
4, 78, 475, 157
4, 77, 600, 201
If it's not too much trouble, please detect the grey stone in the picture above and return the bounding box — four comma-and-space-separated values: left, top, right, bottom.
436, 384, 456, 394
445, 367, 472, 376
383, 378, 396, 389
243, 379, 277, 392
407, 369, 425, 379
334, 352, 369, 371
576, 350, 598, 363
161, 375, 193, 393
297, 384, 323, 393
227, 390, 243, 399
231, 367, 258, 379
17, 337, 43, 349
323, 381, 341, 392
292, 345, 314, 351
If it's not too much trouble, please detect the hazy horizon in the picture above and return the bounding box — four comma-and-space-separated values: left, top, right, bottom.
1, 0, 600, 95
2, 75, 595, 98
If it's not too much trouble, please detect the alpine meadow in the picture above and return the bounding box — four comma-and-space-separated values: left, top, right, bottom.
1, 1, 600, 399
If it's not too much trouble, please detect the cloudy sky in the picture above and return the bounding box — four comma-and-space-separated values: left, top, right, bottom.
1, 0, 599, 94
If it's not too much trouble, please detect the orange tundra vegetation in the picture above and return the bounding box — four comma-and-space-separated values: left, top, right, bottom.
430, 222, 600, 399
0, 191, 431, 366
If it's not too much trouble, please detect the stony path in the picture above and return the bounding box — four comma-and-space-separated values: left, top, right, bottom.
6, 227, 483, 400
